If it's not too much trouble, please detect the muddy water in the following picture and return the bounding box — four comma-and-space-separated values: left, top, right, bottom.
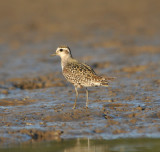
0, 46, 159, 145
0, 0, 160, 150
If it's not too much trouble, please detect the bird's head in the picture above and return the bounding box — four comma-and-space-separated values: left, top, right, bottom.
51, 46, 72, 59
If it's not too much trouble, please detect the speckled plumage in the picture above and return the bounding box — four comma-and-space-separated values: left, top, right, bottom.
63, 62, 109, 88
51, 46, 114, 109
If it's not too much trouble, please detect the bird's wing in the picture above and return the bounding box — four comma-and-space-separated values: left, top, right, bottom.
62, 62, 96, 84
81, 63, 96, 75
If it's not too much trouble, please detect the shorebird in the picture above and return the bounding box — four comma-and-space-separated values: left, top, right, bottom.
51, 46, 114, 109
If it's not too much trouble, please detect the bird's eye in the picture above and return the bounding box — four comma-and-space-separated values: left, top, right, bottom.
59, 49, 63, 52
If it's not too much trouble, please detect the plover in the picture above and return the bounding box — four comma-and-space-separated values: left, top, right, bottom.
51, 46, 114, 109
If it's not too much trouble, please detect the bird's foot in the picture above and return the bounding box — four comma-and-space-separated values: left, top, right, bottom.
84, 105, 88, 109
72, 104, 76, 109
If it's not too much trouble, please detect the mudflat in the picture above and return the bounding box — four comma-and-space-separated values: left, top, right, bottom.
0, 0, 160, 146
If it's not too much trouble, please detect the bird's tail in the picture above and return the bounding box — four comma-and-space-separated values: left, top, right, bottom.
98, 75, 116, 87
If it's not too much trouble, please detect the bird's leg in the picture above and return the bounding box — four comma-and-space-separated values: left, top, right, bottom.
86, 88, 89, 108
73, 86, 78, 109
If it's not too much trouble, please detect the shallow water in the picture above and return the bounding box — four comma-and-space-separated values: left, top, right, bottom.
1, 138, 160, 152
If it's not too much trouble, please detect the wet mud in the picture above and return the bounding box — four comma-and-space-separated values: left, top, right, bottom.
0, 0, 160, 147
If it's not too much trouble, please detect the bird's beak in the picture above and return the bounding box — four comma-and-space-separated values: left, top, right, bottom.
50, 53, 57, 56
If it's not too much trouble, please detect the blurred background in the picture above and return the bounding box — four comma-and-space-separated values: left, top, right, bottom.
0, 0, 160, 79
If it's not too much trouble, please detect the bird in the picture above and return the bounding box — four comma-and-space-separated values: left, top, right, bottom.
51, 45, 114, 109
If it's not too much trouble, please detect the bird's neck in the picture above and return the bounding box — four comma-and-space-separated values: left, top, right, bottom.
61, 56, 73, 70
